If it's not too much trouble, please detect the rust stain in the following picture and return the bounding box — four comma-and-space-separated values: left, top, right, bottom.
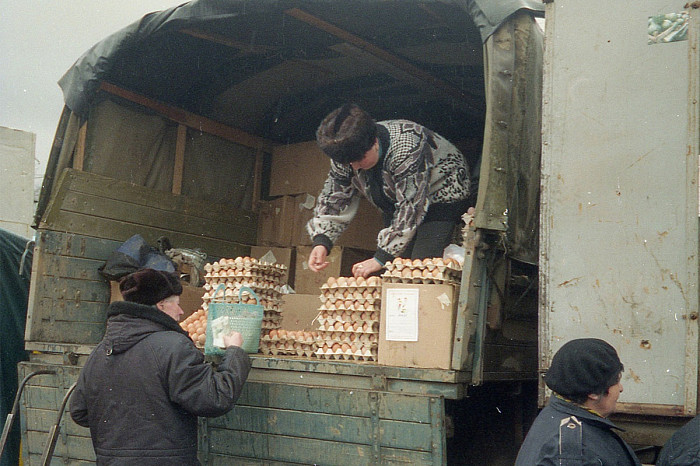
558, 276, 582, 287
658, 230, 669, 238
628, 369, 642, 383
639, 339, 651, 350
612, 328, 623, 335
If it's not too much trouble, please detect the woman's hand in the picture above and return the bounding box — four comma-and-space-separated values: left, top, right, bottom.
352, 258, 382, 278
223, 331, 243, 348
308, 245, 330, 272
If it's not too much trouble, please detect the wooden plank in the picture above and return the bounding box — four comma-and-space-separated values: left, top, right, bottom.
42, 210, 250, 260
35, 275, 109, 304
25, 431, 96, 461
232, 382, 433, 423
213, 407, 373, 444
34, 297, 107, 324
51, 169, 254, 228
206, 430, 435, 465
26, 453, 95, 466
173, 124, 186, 195
37, 230, 121, 261
25, 407, 90, 437
55, 189, 257, 245
207, 429, 374, 465
73, 121, 87, 171
27, 317, 105, 345
38, 253, 106, 282
100, 81, 273, 152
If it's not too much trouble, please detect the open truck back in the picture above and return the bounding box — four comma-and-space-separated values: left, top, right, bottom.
19, 1, 544, 464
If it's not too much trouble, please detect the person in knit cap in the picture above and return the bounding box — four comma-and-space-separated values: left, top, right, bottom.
515, 338, 641, 465
70, 268, 251, 465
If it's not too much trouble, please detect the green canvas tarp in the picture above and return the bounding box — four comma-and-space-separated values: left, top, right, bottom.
0, 228, 33, 466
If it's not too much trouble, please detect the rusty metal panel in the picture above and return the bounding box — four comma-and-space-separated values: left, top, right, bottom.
540, 0, 698, 415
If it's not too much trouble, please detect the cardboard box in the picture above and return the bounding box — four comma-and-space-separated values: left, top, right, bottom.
257, 193, 316, 247
269, 141, 330, 197
379, 283, 458, 370
249, 245, 296, 286
294, 245, 374, 294
110, 281, 205, 321
290, 196, 384, 250
280, 293, 321, 330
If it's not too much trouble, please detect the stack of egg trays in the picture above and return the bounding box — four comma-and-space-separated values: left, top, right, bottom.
202, 256, 287, 330
381, 257, 462, 285
314, 276, 381, 361
259, 330, 321, 357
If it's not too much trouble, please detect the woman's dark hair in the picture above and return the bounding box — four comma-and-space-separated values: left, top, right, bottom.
565, 369, 623, 404
316, 103, 377, 164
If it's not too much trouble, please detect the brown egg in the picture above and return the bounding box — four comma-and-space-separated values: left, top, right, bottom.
356, 276, 366, 286
331, 343, 341, 352
197, 334, 206, 345
341, 343, 351, 352
336, 277, 348, 287
401, 268, 412, 278
367, 276, 380, 286
269, 329, 278, 339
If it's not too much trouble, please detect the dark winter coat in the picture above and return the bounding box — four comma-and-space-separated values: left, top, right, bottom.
70, 301, 252, 465
656, 415, 700, 466
515, 396, 641, 466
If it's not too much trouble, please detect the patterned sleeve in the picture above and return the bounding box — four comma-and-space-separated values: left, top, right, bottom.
306, 160, 361, 247
376, 125, 433, 257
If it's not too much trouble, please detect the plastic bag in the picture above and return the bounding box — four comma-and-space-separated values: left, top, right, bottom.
98, 234, 176, 280
443, 244, 465, 267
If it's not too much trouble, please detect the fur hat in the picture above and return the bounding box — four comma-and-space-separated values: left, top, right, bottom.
544, 338, 624, 397
119, 268, 182, 306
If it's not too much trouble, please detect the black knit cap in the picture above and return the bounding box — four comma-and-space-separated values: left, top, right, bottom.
119, 268, 182, 306
544, 338, 624, 397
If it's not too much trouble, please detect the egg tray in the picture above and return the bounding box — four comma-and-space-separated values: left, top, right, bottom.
259, 342, 317, 357
204, 272, 285, 285
385, 257, 462, 272
318, 301, 379, 312
315, 344, 377, 361
320, 289, 381, 301
261, 320, 282, 330
262, 330, 320, 344
205, 257, 287, 274
320, 276, 382, 290
203, 278, 283, 294
201, 285, 282, 302
381, 274, 460, 285
317, 329, 379, 345
316, 310, 380, 324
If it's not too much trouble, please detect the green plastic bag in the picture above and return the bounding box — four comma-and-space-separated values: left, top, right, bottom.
205, 285, 263, 355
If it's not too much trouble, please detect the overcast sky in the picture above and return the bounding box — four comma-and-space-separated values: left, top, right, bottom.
0, 1, 186, 187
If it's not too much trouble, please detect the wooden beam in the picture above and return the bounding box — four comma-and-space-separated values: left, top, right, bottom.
99, 81, 274, 152
173, 124, 187, 195
252, 145, 264, 206
179, 28, 277, 54
284, 8, 480, 111
73, 121, 87, 171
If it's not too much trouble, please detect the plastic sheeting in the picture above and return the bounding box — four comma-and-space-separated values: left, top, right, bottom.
0, 228, 33, 466
57, 0, 543, 118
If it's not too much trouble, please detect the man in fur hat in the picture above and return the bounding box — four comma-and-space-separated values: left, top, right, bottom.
70, 268, 251, 465
515, 338, 641, 465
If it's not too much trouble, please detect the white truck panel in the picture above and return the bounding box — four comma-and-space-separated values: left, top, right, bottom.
0, 126, 35, 238
541, 0, 698, 415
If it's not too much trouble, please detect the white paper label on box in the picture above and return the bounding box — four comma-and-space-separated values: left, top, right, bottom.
385, 288, 419, 341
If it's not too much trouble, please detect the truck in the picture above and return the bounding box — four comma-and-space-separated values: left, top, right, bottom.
18, 0, 700, 464
17, 1, 546, 464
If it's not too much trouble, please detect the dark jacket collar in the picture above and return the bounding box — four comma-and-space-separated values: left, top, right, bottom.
549, 395, 624, 431
107, 300, 188, 336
